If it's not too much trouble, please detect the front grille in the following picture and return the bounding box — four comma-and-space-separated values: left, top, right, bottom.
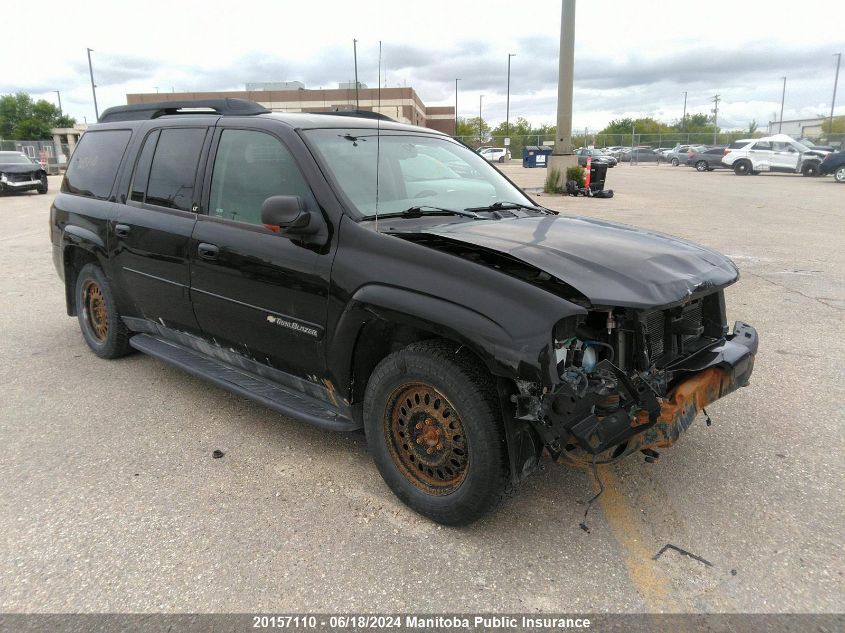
680, 301, 703, 344
641, 300, 706, 366
643, 310, 665, 362
8, 172, 36, 183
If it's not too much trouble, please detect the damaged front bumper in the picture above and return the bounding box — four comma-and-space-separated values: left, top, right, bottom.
548, 321, 757, 466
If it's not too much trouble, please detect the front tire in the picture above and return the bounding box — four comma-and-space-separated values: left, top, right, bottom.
498, 156, 505, 163
363, 340, 509, 525
835, 166, 845, 183
36, 174, 48, 194
695, 160, 708, 172
671, 158, 679, 166
74, 263, 132, 359
802, 162, 820, 177
734, 160, 751, 176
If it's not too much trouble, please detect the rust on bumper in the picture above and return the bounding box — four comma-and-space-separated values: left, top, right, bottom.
632, 367, 732, 451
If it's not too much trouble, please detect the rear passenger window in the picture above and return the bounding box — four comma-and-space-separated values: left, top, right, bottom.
130, 130, 159, 203
752, 141, 772, 150
208, 129, 313, 226
62, 130, 132, 199
145, 128, 206, 211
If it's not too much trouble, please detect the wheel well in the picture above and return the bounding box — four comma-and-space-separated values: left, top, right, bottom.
63, 246, 100, 316
349, 318, 498, 407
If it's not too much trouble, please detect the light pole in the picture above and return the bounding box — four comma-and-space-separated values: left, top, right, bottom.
479, 94, 484, 144
681, 91, 687, 131
549, 0, 576, 176
153, 86, 159, 93
53, 90, 62, 117
87, 48, 99, 120
711, 94, 720, 145
779, 77, 786, 133
353, 39, 359, 109
506, 53, 516, 137
830, 53, 841, 137
455, 78, 460, 136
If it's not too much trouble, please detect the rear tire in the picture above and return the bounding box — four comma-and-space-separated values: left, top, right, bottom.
734, 160, 751, 176
670, 158, 679, 166
835, 166, 845, 183
801, 162, 820, 177
74, 263, 132, 359
695, 161, 708, 172
498, 156, 505, 163
363, 340, 509, 525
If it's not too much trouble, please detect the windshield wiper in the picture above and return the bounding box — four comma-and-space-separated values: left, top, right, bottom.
375, 205, 488, 220
464, 201, 554, 214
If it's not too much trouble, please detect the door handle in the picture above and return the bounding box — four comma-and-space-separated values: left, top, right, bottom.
197, 243, 219, 261
114, 224, 131, 238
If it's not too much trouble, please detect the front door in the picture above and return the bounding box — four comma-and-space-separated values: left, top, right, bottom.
771, 141, 801, 172
109, 125, 210, 333
189, 126, 333, 381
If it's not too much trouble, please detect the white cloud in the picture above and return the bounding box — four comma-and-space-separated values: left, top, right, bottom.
2, 0, 843, 130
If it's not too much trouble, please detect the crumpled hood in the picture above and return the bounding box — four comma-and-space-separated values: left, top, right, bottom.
0, 163, 42, 174
419, 215, 739, 308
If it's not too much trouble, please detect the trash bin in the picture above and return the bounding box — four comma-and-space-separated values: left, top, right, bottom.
522, 146, 553, 168
588, 162, 609, 191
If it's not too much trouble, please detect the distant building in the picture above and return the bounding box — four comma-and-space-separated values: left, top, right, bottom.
245, 81, 305, 91
766, 117, 826, 138
125, 84, 455, 134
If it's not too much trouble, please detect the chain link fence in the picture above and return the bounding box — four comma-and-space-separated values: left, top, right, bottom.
0, 139, 74, 175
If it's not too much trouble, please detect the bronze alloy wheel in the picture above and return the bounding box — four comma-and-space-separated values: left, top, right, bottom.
82, 279, 109, 342
384, 382, 469, 495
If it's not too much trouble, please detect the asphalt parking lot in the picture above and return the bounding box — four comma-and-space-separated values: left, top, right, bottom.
1, 165, 842, 614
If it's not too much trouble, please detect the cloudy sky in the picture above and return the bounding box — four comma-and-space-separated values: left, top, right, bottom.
3, 0, 844, 131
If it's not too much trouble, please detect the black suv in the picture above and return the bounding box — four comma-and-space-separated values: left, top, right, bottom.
50, 99, 758, 525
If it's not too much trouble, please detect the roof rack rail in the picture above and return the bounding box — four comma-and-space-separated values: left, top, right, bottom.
308, 109, 394, 122
98, 98, 270, 123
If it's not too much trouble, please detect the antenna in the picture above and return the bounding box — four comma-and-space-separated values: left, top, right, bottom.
375, 40, 382, 232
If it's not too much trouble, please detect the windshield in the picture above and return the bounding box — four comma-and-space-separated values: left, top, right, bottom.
0, 153, 35, 165
304, 130, 532, 217
794, 139, 814, 150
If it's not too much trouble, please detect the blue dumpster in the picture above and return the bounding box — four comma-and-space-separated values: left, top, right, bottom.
522, 145, 552, 168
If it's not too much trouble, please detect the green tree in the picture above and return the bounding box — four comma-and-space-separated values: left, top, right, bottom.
456, 116, 490, 146
0, 92, 76, 140
747, 119, 758, 135
821, 115, 845, 134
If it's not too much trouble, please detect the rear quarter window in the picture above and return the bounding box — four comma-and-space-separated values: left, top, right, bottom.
728, 141, 749, 149
62, 130, 132, 199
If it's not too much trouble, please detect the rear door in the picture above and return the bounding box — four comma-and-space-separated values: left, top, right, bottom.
109, 124, 212, 333
188, 123, 333, 379
748, 140, 774, 170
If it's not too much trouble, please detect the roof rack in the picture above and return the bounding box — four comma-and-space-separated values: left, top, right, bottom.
308, 109, 394, 122
98, 98, 270, 123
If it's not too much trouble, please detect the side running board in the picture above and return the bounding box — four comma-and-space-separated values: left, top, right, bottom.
129, 334, 358, 432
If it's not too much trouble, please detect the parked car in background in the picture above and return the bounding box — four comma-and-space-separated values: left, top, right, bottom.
656, 147, 674, 158
576, 148, 617, 167
667, 144, 704, 166
685, 146, 729, 171
478, 147, 511, 163
722, 134, 826, 176
819, 150, 845, 182
620, 147, 660, 162
0, 151, 48, 194
797, 138, 835, 153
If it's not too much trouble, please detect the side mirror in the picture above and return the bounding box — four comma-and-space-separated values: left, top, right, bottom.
261, 195, 319, 235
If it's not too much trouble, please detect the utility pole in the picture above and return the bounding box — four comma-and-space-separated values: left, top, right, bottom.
87, 48, 99, 121
711, 94, 720, 145
153, 86, 159, 93
682, 91, 687, 130
779, 77, 786, 133
548, 0, 576, 175
53, 90, 62, 117
353, 39, 359, 109
455, 78, 460, 136
830, 53, 841, 138
479, 94, 484, 144
506, 53, 516, 137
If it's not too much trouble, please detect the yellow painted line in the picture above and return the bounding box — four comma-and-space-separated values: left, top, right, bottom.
593, 464, 671, 612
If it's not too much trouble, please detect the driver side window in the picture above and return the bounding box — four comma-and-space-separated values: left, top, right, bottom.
209, 129, 313, 226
